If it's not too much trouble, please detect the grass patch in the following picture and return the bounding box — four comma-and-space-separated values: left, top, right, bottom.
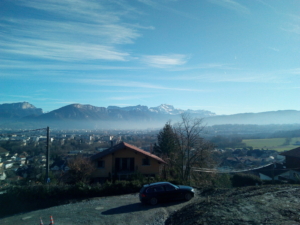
242, 137, 300, 151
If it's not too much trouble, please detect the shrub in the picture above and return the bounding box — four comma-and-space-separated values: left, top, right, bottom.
212, 173, 232, 188
231, 173, 262, 187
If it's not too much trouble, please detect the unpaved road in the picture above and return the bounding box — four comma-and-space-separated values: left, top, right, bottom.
0, 191, 201, 225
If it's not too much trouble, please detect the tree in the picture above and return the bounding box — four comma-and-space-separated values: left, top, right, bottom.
154, 122, 180, 178
173, 113, 214, 184
66, 155, 95, 184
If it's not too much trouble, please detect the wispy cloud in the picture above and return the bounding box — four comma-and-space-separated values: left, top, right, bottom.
67, 78, 205, 92
286, 68, 300, 75
141, 54, 188, 68
137, 0, 198, 20
1, 94, 32, 99
281, 23, 300, 35
18, 0, 120, 23
109, 95, 153, 100
0, 0, 144, 62
207, 0, 250, 15
166, 63, 233, 72
0, 59, 143, 71
1, 40, 130, 61
173, 71, 286, 83
278, 10, 300, 35
137, 0, 158, 7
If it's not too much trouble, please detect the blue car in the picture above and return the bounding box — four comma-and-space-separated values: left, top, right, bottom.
139, 182, 195, 205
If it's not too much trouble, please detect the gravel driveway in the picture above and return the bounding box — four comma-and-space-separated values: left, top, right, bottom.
0, 191, 201, 225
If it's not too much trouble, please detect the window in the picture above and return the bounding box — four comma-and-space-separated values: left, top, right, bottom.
142, 157, 150, 165
146, 187, 154, 193
97, 160, 105, 168
154, 186, 164, 192
164, 184, 176, 191
146, 186, 164, 193
115, 158, 134, 171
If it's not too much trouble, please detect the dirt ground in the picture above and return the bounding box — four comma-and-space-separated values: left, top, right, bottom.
166, 185, 300, 225
0, 190, 201, 225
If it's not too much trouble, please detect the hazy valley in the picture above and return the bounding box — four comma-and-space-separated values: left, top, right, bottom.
1, 102, 300, 130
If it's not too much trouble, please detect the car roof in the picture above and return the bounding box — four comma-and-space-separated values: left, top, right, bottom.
143, 182, 172, 187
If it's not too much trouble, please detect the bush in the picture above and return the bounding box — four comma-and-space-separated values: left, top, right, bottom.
231, 173, 262, 187
212, 173, 232, 188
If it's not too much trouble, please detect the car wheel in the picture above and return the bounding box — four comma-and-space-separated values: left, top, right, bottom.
149, 197, 158, 205
184, 193, 192, 201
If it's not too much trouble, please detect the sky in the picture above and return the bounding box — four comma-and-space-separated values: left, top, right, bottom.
1, 0, 299, 115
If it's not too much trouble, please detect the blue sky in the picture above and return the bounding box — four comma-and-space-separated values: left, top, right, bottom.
1, 0, 299, 115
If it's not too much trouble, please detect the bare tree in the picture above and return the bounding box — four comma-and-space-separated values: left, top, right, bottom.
66, 155, 95, 184
173, 113, 214, 184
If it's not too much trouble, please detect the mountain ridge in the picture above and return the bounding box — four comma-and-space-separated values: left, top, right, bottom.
0, 102, 43, 120
0, 102, 299, 129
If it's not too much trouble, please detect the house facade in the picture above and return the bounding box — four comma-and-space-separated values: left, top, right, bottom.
279, 147, 300, 181
90, 142, 166, 180
0, 171, 6, 181
280, 147, 300, 169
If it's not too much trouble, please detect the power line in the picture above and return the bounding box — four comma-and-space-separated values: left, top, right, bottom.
192, 163, 292, 173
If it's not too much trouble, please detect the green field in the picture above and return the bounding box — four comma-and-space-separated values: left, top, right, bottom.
242, 137, 300, 152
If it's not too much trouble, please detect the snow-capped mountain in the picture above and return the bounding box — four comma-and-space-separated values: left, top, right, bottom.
186, 109, 216, 117
149, 104, 216, 117
149, 104, 184, 115
107, 105, 149, 112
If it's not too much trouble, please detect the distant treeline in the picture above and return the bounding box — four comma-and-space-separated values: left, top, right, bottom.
205, 124, 300, 139
270, 129, 300, 138
209, 135, 246, 148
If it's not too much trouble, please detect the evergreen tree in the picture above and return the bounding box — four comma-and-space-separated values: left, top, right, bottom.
154, 122, 180, 179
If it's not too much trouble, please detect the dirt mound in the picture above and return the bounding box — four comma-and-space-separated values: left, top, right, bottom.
166, 185, 300, 225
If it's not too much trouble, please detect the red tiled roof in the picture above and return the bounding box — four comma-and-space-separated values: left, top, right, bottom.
91, 142, 167, 164
280, 147, 300, 158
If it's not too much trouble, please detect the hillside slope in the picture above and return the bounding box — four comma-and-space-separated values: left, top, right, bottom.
166, 185, 300, 225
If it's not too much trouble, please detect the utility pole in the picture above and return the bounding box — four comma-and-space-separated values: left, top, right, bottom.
272, 162, 275, 184
46, 126, 50, 183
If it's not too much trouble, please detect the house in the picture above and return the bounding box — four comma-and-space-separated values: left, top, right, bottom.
4, 161, 13, 169
254, 163, 288, 181
0, 170, 6, 181
50, 159, 69, 171
219, 157, 242, 168
16, 155, 26, 162
280, 147, 300, 169
294, 141, 300, 146
90, 142, 166, 181
279, 147, 300, 181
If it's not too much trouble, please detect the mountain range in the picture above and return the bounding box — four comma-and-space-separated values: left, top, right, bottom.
0, 102, 300, 129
